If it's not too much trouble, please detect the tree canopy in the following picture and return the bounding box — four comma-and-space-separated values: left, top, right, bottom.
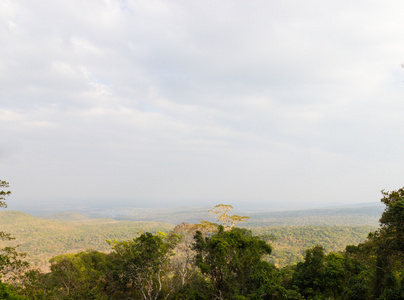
5, 189, 404, 299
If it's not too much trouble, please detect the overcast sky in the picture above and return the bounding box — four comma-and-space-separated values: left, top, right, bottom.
1, 0, 404, 211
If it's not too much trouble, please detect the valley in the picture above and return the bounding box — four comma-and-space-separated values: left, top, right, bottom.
0, 203, 381, 269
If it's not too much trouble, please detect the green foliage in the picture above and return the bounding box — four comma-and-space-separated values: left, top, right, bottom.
0, 243, 28, 282
0, 211, 373, 271
49, 251, 111, 299
18, 251, 113, 300
194, 226, 273, 298
247, 262, 303, 299
379, 187, 404, 251
8, 198, 404, 299
0, 181, 28, 283
168, 272, 210, 300
0, 211, 174, 270
292, 246, 346, 299
253, 225, 374, 267
0, 282, 28, 300
109, 232, 179, 300
302, 187, 404, 300
361, 188, 404, 298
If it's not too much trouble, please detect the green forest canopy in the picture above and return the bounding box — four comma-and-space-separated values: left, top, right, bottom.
3, 180, 404, 299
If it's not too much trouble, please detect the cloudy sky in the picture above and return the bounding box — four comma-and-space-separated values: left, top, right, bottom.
1, 0, 404, 211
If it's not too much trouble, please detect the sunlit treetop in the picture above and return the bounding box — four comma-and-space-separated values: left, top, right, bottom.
0, 180, 11, 209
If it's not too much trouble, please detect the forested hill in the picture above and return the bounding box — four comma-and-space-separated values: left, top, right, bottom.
0, 211, 174, 269
254, 225, 374, 266
0, 210, 376, 270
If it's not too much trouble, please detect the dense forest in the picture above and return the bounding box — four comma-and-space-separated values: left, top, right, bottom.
1, 180, 404, 299
0, 211, 373, 270
0, 211, 174, 269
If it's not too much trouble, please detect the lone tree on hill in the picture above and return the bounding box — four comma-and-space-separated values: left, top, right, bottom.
200, 204, 249, 231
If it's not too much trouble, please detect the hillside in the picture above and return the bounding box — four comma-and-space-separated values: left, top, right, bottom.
0, 211, 174, 270
39, 211, 91, 221
253, 225, 375, 266
0, 210, 377, 269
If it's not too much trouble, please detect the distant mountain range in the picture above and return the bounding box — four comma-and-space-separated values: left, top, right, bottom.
35, 202, 384, 227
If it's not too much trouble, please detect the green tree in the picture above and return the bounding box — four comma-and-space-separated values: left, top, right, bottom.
194, 226, 273, 299
109, 231, 179, 300
0, 181, 28, 300
0, 282, 28, 300
47, 250, 111, 299
364, 188, 404, 298
0, 181, 28, 282
292, 246, 346, 299
379, 188, 404, 251
292, 245, 326, 299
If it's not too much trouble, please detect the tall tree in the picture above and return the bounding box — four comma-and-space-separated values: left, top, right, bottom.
339, 187, 404, 299
109, 232, 179, 300
379, 187, 404, 251
170, 223, 199, 288
208, 204, 249, 230
47, 250, 111, 299
194, 226, 272, 299
0, 181, 28, 300
0, 180, 28, 282
367, 188, 404, 298
292, 245, 346, 299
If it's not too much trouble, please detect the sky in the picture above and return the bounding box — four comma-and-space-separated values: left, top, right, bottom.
1, 0, 404, 212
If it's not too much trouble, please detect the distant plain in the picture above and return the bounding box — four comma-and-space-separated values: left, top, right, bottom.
0, 203, 383, 270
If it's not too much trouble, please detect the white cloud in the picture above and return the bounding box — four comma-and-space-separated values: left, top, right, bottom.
2, 0, 404, 210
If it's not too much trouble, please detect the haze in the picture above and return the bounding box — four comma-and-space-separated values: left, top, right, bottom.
1, 0, 404, 211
